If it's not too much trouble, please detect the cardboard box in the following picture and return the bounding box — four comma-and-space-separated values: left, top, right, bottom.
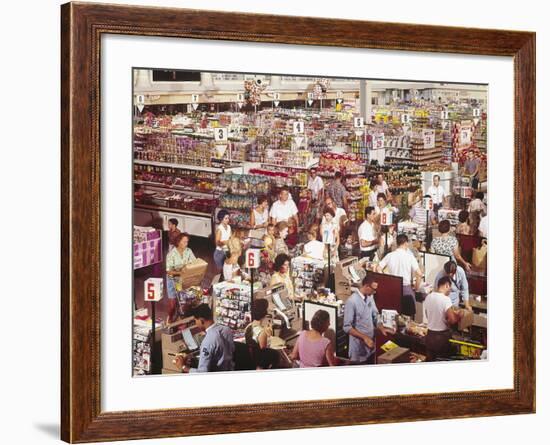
458, 309, 474, 331
377, 347, 410, 364
180, 258, 208, 288
473, 313, 487, 328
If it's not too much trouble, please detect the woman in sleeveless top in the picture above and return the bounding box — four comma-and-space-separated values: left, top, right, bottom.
249, 195, 270, 239
291, 309, 338, 367
214, 210, 232, 270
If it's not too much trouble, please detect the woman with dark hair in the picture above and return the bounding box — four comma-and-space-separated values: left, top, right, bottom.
468, 210, 482, 237
456, 210, 470, 235
214, 210, 231, 270
320, 206, 340, 262
165, 232, 196, 323
250, 195, 270, 238
291, 309, 338, 367
270, 253, 294, 300
245, 298, 279, 369
431, 220, 472, 272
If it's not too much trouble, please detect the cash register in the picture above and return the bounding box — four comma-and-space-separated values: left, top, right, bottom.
334, 256, 371, 301
256, 283, 301, 342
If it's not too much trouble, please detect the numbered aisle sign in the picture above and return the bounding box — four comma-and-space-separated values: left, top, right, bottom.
353, 117, 364, 128
214, 127, 228, 142
136, 95, 145, 112
237, 93, 244, 102
423, 197, 433, 211
440, 110, 449, 120
381, 207, 393, 226
293, 121, 305, 134
191, 93, 200, 110
473, 108, 481, 117
246, 249, 261, 269
401, 113, 411, 124
273, 92, 280, 107
144, 278, 164, 302
422, 129, 435, 149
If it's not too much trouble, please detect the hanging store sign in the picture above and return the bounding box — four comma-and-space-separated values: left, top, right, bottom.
353, 117, 364, 128
293, 121, 305, 134
273, 92, 280, 107
373, 133, 385, 150
214, 127, 228, 142
422, 129, 435, 149
440, 110, 449, 120
401, 113, 411, 124
473, 108, 481, 117
136, 94, 145, 112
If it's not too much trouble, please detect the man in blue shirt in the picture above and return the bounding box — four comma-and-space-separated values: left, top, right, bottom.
176, 304, 235, 373
343, 275, 393, 364
433, 261, 471, 310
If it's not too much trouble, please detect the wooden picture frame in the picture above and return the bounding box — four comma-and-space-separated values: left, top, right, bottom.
61, 2, 535, 442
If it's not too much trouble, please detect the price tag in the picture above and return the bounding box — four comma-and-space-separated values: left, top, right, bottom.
381, 207, 393, 226
246, 249, 260, 269
401, 113, 411, 124
353, 117, 364, 128
214, 127, 228, 141
423, 197, 433, 211
293, 121, 305, 134
144, 278, 164, 302
191, 93, 200, 103
473, 108, 481, 117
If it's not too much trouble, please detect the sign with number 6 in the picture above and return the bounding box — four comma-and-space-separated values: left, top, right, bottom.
246, 249, 260, 269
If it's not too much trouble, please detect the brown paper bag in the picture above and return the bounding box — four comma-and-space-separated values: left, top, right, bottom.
472, 239, 487, 272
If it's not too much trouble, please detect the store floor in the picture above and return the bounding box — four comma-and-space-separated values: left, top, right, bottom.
134, 235, 218, 320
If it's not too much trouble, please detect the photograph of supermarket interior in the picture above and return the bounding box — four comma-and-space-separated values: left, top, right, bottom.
132, 69, 488, 376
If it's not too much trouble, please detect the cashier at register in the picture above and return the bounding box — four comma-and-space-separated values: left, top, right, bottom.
343, 275, 393, 364
434, 260, 471, 310
176, 304, 235, 373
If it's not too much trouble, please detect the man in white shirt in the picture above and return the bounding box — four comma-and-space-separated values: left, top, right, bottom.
269, 188, 299, 227
423, 276, 462, 361
358, 206, 378, 261
427, 175, 446, 214
307, 168, 324, 202
376, 234, 423, 317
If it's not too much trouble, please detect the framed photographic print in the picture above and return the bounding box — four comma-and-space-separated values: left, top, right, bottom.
61, 2, 535, 443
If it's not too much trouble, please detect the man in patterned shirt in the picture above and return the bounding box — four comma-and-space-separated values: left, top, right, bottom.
326, 171, 349, 210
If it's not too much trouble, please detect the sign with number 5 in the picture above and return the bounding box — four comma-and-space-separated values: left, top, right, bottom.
144, 278, 164, 302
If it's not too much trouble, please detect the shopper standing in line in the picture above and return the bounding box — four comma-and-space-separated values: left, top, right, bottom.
176, 304, 235, 373
249, 195, 270, 239
213, 210, 232, 271
343, 275, 393, 364
269, 187, 299, 228
376, 173, 392, 202
320, 206, 340, 263
270, 253, 295, 300
167, 218, 181, 248
468, 191, 487, 216
462, 150, 481, 190
245, 298, 279, 369
273, 221, 290, 256
424, 276, 463, 361
376, 234, 423, 317
427, 174, 447, 214
358, 206, 378, 261
326, 171, 349, 211
433, 260, 471, 310
431, 220, 472, 272
322, 196, 347, 231
368, 178, 383, 207
307, 167, 325, 202
165, 232, 196, 323
291, 309, 339, 367
455, 210, 471, 235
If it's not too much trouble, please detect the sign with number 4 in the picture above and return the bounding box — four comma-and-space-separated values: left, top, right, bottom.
293, 121, 305, 134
